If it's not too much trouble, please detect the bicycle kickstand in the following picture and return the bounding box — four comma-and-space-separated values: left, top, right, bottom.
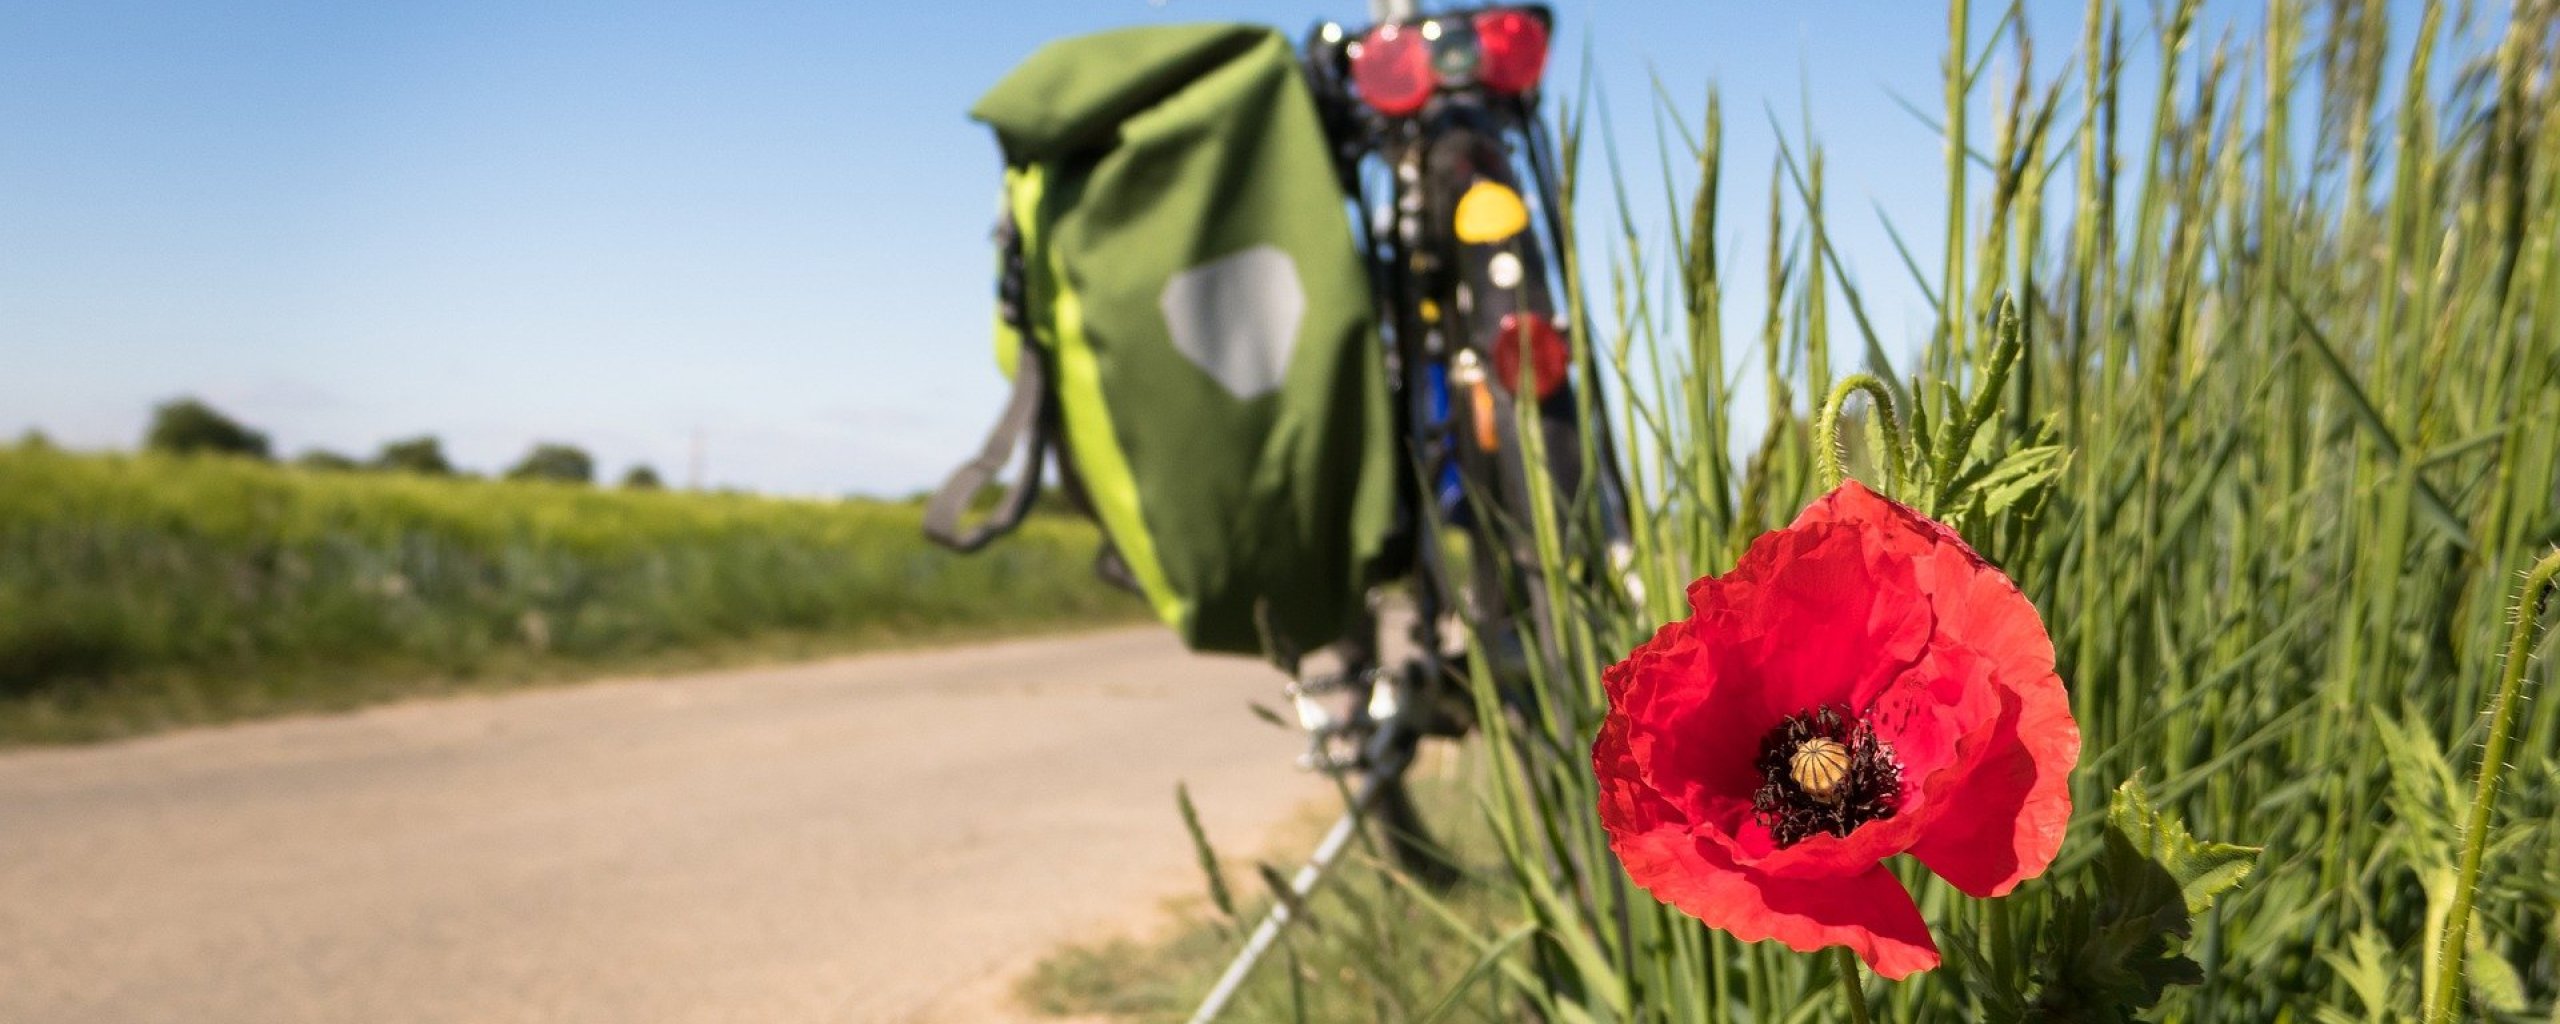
1184, 752, 1403, 1024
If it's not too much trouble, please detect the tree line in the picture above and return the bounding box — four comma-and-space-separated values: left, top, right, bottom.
137, 396, 665, 489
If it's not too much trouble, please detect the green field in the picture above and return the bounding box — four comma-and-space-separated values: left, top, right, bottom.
0, 444, 1141, 743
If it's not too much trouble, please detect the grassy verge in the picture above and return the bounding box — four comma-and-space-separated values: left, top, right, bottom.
1018, 742, 1520, 1023
0, 444, 1145, 744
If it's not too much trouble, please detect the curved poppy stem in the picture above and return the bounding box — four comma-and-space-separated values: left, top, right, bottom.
2429, 548, 2560, 1023
1833, 947, 1873, 1024
1815, 373, 1906, 494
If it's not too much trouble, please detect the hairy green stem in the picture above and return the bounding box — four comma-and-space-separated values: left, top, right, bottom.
1815, 374, 1906, 493
1834, 947, 1873, 1024
2428, 548, 2560, 1023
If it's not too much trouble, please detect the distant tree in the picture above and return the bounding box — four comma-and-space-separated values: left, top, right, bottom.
295, 449, 360, 472
144, 398, 270, 460
14, 428, 54, 452
373, 436, 455, 476
620, 464, 665, 490
506, 443, 594, 484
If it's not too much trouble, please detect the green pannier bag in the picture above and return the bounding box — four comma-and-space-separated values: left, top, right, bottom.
923, 23, 1396, 664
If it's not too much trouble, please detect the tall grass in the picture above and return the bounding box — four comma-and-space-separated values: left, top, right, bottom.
0, 444, 1138, 742
1185, 0, 2560, 1019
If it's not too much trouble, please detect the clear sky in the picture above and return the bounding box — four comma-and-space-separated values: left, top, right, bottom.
0, 0, 2387, 496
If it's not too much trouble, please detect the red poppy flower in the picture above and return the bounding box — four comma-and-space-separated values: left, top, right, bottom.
1592, 480, 2078, 979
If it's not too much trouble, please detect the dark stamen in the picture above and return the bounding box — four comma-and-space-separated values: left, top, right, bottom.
1752, 704, 1902, 847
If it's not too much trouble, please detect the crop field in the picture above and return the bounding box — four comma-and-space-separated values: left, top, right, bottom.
1115, 0, 2560, 1021
0, 445, 1139, 743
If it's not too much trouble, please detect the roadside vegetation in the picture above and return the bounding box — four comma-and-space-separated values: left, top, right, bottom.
1042, 0, 2560, 1019
1022, 752, 1513, 1023
0, 441, 1140, 744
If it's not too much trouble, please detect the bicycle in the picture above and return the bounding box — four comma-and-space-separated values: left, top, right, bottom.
1188, 2, 1633, 1016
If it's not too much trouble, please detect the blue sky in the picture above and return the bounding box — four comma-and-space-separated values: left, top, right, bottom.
0, 1, 2394, 495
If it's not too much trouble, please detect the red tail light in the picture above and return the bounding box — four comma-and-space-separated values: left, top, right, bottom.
1351, 23, 1434, 117
1473, 9, 1549, 95
1492, 313, 1570, 400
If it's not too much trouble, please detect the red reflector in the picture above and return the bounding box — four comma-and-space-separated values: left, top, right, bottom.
1473, 9, 1549, 95
1352, 23, 1434, 117
1492, 314, 1570, 400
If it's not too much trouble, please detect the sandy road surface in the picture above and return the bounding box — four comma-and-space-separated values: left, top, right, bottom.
0, 628, 1329, 1023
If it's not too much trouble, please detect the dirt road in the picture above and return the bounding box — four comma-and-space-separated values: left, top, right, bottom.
0, 628, 1329, 1023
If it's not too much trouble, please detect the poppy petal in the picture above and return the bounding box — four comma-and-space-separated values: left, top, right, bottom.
1608, 819, 1941, 979
1907, 667, 2079, 896
1688, 520, 1932, 721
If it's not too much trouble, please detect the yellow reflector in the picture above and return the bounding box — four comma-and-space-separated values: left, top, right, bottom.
1453, 180, 1529, 245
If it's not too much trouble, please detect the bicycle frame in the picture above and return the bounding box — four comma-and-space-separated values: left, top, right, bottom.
1287, 1, 1630, 780
1189, 8, 1632, 1019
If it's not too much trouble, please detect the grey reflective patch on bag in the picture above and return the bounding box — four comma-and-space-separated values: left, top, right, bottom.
1158, 244, 1304, 400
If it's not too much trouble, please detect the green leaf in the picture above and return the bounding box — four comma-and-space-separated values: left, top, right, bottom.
1965, 444, 2066, 518
1175, 782, 1239, 928
2314, 925, 2402, 1022
2017, 777, 2261, 1022
2103, 774, 2259, 920
1941, 928, 2029, 1021
2369, 709, 2461, 864
2462, 927, 2527, 1015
